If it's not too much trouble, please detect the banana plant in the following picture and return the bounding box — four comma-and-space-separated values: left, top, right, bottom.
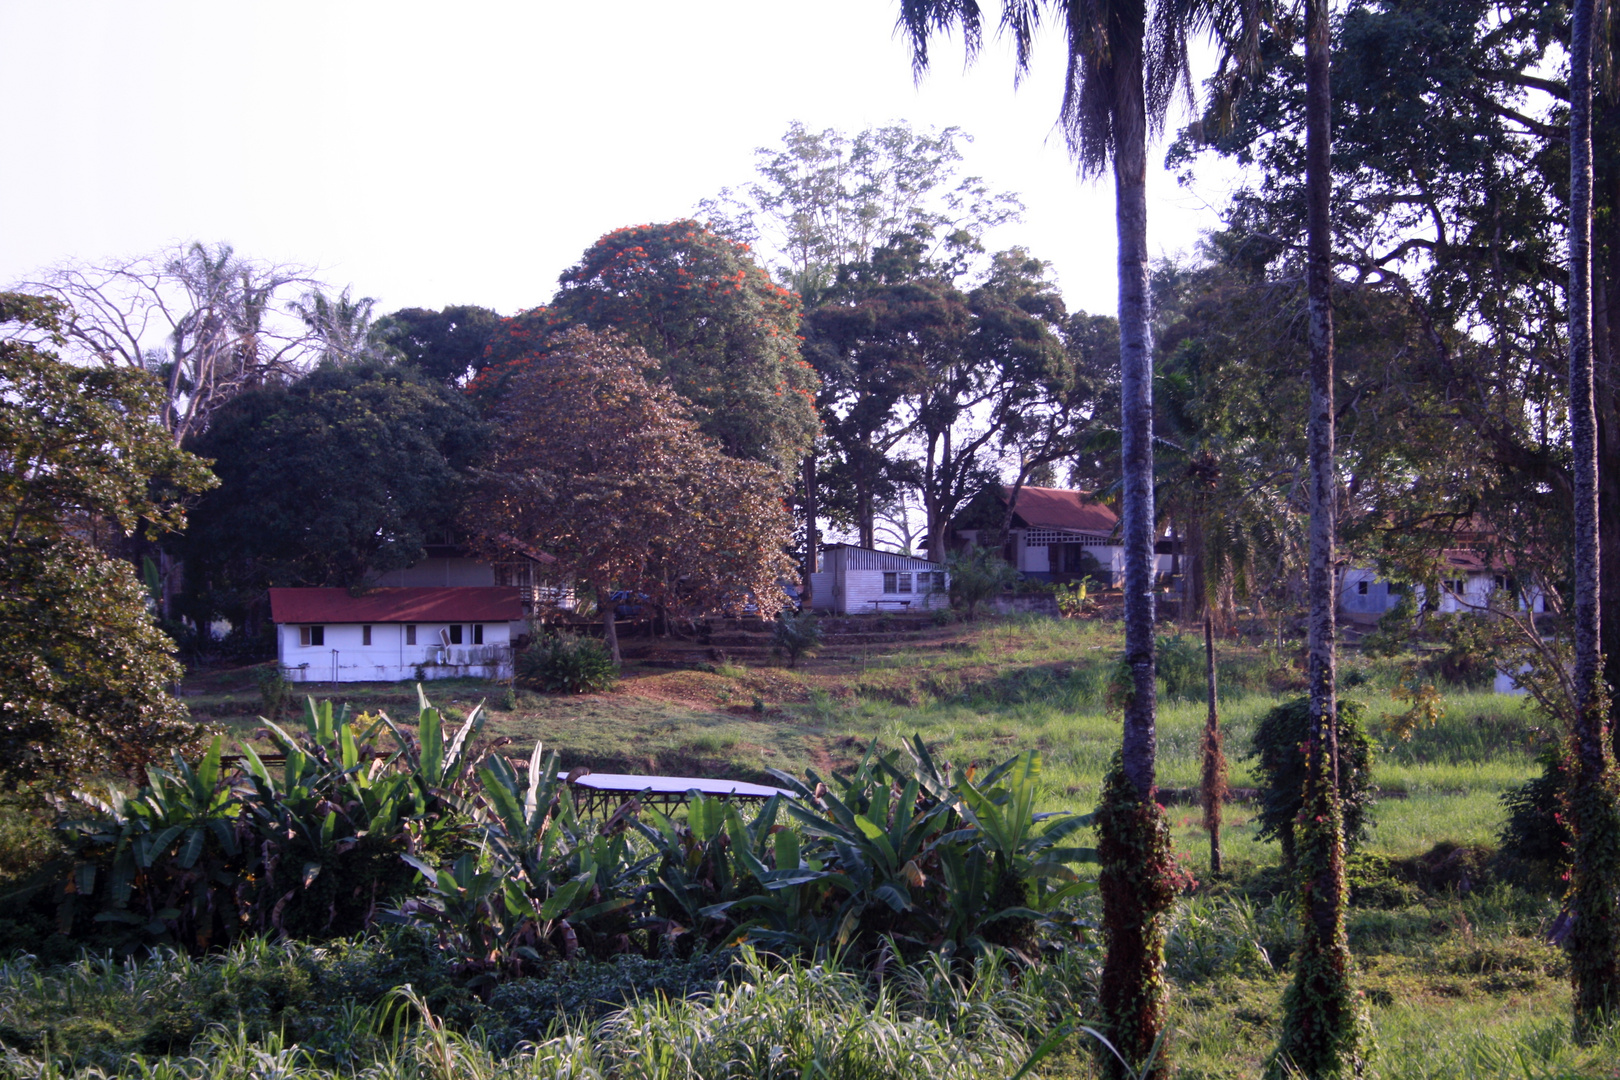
636, 792, 818, 949
53, 736, 245, 950
474, 741, 652, 959
380, 685, 486, 798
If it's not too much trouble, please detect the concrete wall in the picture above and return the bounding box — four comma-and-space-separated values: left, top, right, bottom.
278, 620, 513, 683
808, 567, 948, 614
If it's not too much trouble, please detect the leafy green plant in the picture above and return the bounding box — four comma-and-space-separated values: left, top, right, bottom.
516, 633, 618, 693
253, 662, 291, 723
1499, 744, 1573, 879
945, 547, 1021, 620
772, 609, 822, 667
1154, 634, 1202, 700
31, 689, 489, 953
1248, 697, 1376, 868
1055, 581, 1095, 618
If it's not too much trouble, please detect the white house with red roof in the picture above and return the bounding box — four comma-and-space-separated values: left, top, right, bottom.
269, 586, 522, 683
950, 485, 1128, 585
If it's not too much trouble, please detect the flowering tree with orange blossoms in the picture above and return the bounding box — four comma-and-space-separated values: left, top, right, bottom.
463, 328, 795, 663
472, 221, 819, 481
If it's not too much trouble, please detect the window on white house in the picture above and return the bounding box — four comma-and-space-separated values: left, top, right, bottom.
362, 625, 372, 646
897, 572, 912, 593
1445, 579, 1465, 595
473, 623, 484, 645
449, 624, 464, 645
405, 624, 416, 645
1357, 581, 1369, 595
300, 625, 324, 647
883, 572, 898, 593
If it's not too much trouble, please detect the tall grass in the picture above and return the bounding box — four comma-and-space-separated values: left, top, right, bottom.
0, 946, 1042, 1080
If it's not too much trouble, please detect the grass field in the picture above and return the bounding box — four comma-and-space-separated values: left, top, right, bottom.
104, 612, 1607, 1077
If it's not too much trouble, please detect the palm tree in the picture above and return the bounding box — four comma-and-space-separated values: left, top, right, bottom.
1264, 0, 1368, 1074
898, 3, 1221, 1074
1564, 0, 1620, 1039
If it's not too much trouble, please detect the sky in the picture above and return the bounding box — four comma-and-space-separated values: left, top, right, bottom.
0, 0, 1240, 325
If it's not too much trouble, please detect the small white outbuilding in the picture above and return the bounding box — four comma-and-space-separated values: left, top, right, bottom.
269, 586, 521, 683
808, 544, 949, 615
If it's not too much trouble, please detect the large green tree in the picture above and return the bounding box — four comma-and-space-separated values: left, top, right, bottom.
701, 121, 1023, 302
487, 221, 820, 479
0, 293, 214, 786
374, 304, 501, 385
177, 361, 488, 632
1179, 0, 1620, 1032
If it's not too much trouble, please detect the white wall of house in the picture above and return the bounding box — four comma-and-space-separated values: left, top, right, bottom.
277, 620, 513, 683
1339, 566, 1545, 620
809, 547, 948, 614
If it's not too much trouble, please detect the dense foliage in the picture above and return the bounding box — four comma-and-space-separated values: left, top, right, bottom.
462, 328, 796, 660
478, 222, 819, 477
1249, 698, 1376, 867
10, 693, 1094, 979
0, 293, 214, 787
177, 361, 488, 629
515, 634, 618, 694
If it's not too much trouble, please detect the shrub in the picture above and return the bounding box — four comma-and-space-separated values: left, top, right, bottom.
945, 547, 1021, 620
517, 633, 618, 693
1248, 696, 1375, 867
771, 609, 822, 667
1499, 744, 1572, 875
253, 662, 290, 721
1155, 634, 1203, 700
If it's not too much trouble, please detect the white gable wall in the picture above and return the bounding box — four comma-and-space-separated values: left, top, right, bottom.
278, 620, 513, 683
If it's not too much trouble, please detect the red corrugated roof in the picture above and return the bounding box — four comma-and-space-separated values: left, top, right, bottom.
1003, 486, 1119, 535
269, 587, 522, 624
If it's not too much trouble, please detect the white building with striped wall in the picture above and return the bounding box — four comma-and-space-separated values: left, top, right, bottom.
807, 545, 950, 614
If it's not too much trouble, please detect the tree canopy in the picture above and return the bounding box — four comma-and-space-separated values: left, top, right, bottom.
462, 328, 795, 663
476, 222, 819, 479
176, 360, 488, 629
0, 293, 215, 786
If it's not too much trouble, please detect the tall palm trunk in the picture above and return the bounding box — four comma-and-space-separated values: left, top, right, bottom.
1566, 0, 1620, 1037
1270, 0, 1365, 1074
1116, 20, 1158, 806
1202, 607, 1225, 875
1095, 22, 1174, 1080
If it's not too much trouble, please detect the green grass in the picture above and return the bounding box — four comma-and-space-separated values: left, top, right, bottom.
130, 612, 1604, 1078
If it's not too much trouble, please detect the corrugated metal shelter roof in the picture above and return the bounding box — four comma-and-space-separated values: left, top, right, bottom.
269, 587, 522, 624
1003, 485, 1119, 536
823, 544, 944, 571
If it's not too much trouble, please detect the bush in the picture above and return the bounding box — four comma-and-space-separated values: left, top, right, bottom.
1155, 634, 1203, 700
945, 547, 1021, 620
516, 633, 618, 693
771, 609, 822, 667
1248, 696, 1375, 867
1499, 744, 1572, 875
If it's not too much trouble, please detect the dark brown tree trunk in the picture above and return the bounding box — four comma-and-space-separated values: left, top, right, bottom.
1202, 608, 1225, 876
802, 454, 818, 605
1270, 0, 1364, 1073
1566, 0, 1620, 1036
1601, 171, 1620, 760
